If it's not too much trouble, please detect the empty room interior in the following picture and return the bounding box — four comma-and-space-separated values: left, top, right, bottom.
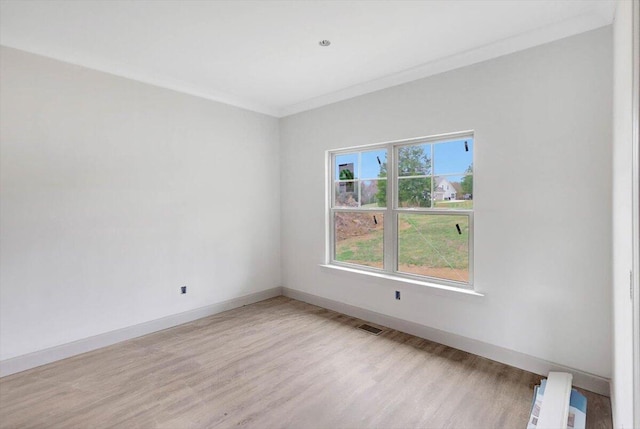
1, 1, 639, 428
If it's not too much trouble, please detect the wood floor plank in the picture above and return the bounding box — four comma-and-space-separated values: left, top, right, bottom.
0, 296, 612, 429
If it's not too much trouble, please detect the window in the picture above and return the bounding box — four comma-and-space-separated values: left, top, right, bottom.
327, 132, 474, 288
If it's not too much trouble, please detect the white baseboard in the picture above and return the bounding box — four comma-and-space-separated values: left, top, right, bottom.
610, 381, 618, 429
0, 287, 283, 378
1, 285, 611, 398
282, 287, 611, 397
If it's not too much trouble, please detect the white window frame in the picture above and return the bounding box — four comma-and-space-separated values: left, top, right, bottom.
326, 130, 475, 290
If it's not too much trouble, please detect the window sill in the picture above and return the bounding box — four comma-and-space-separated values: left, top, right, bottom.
319, 264, 485, 298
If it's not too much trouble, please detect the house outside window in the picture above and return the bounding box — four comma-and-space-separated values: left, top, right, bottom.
327, 131, 474, 288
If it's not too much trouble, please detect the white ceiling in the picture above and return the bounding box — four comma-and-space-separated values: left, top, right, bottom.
0, 0, 616, 117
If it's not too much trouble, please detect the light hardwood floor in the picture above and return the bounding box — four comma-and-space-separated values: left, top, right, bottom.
0, 296, 612, 429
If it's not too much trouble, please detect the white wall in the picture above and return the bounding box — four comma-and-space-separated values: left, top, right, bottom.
611, 0, 635, 426
280, 28, 612, 379
0, 47, 281, 361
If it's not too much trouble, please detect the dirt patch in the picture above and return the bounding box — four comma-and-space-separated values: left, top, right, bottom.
398, 264, 468, 283
335, 212, 383, 241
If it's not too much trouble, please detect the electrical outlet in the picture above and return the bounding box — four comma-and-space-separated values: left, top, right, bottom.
395, 290, 401, 300
181, 286, 187, 294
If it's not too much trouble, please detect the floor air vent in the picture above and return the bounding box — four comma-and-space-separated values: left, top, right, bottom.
358, 324, 383, 335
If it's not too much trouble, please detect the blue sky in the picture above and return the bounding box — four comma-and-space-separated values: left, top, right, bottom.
335, 138, 473, 180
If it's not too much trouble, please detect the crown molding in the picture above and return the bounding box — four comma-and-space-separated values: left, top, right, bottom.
279, 8, 615, 118
0, 41, 281, 117
0, 3, 616, 119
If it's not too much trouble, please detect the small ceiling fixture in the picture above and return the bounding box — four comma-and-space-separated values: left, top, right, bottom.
319, 40, 331, 47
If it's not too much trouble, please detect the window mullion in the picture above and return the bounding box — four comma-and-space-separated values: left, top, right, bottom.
430, 143, 435, 208
357, 152, 361, 207
327, 152, 335, 264
384, 143, 395, 273
468, 211, 474, 286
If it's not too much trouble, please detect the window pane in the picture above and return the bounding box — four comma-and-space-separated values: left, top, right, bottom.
361, 149, 387, 179
360, 179, 386, 208
335, 153, 358, 180
398, 214, 469, 283
397, 144, 431, 177
433, 175, 473, 209
434, 139, 473, 175
334, 212, 384, 269
397, 177, 432, 208
335, 181, 359, 207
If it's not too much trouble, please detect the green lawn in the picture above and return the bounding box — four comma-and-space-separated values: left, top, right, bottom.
336, 231, 384, 268
433, 200, 473, 209
336, 213, 469, 280
398, 214, 468, 269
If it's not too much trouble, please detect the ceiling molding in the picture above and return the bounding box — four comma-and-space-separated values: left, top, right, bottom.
0, 2, 615, 119
278, 9, 614, 118
0, 41, 281, 117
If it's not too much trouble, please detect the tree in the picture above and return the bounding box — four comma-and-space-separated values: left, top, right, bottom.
461, 164, 473, 197
376, 162, 387, 207
376, 145, 432, 207
361, 180, 379, 205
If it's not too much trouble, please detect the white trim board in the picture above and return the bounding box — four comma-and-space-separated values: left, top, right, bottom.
282, 287, 611, 397
537, 372, 574, 429
0, 287, 283, 378
632, 0, 640, 427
